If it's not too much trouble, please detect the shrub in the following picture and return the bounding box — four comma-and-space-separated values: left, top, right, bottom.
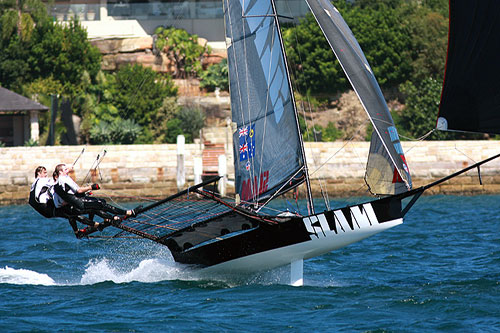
89, 121, 112, 144
24, 138, 39, 146
177, 107, 205, 142
162, 107, 206, 143
110, 119, 142, 144
89, 118, 142, 144
200, 59, 228, 92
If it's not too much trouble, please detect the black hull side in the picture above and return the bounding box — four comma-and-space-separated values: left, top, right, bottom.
163, 195, 404, 268
165, 211, 309, 267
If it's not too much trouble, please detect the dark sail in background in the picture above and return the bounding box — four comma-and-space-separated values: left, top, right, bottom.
305, 0, 411, 195
223, 0, 306, 203
438, 1, 500, 134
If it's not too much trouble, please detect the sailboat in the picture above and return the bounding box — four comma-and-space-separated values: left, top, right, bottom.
79, 0, 499, 286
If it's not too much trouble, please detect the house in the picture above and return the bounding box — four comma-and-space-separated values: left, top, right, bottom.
0, 87, 49, 146
47, 0, 309, 41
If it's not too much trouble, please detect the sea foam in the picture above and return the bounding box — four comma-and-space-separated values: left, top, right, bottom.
80, 258, 191, 285
0, 266, 56, 286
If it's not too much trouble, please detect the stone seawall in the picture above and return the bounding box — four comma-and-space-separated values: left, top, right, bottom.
1, 141, 500, 205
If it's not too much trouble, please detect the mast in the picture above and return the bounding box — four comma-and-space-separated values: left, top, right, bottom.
269, 0, 315, 214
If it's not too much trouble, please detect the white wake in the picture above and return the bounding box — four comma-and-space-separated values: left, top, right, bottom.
0, 266, 56, 286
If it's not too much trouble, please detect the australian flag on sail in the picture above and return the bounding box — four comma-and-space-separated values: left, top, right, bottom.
238, 124, 256, 162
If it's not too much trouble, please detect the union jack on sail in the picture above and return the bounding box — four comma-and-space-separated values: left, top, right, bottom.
238, 125, 255, 161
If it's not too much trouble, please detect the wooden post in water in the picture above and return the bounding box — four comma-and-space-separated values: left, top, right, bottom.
194, 157, 202, 185
176, 135, 185, 191
218, 154, 227, 196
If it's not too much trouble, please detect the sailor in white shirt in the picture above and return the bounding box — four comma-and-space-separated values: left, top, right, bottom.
29, 166, 55, 218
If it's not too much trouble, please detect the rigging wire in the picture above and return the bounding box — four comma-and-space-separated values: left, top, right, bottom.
453, 144, 478, 164
399, 128, 436, 155
308, 131, 359, 177
72, 147, 86, 168
280, 1, 339, 210
81, 148, 107, 185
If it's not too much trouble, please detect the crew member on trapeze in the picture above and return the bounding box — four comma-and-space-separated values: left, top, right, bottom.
29, 166, 56, 218
52, 163, 137, 226
30, 163, 140, 238
29, 165, 92, 238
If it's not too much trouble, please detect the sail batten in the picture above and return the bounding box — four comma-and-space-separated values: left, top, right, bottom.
305, 0, 412, 194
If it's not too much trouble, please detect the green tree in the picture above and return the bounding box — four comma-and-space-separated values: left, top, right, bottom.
31, 20, 101, 93
283, 1, 413, 95
163, 118, 184, 143
150, 96, 180, 143
421, 0, 448, 16
111, 64, 177, 127
343, 3, 413, 88
354, 0, 405, 9
83, 65, 177, 144
398, 78, 442, 139
400, 3, 448, 83
89, 119, 141, 145
154, 26, 210, 79
322, 122, 343, 141
283, 13, 343, 95
0, 0, 49, 42
176, 107, 205, 142
0, 0, 48, 91
0, 38, 31, 90
0, 1, 101, 94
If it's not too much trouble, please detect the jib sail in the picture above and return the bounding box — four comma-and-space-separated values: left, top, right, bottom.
305, 0, 412, 195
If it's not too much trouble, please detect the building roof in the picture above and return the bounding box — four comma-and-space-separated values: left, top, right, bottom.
0, 87, 49, 113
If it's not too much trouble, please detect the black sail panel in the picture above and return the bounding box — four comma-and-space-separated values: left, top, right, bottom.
438, 1, 500, 134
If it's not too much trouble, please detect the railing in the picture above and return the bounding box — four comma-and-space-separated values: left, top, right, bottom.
48, 0, 309, 22
50, 3, 101, 21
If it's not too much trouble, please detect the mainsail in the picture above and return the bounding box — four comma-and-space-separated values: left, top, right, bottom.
438, 1, 500, 134
223, 0, 308, 203
304, 0, 411, 195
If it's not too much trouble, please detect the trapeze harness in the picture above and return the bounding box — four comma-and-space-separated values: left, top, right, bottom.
28, 178, 56, 218
53, 176, 127, 219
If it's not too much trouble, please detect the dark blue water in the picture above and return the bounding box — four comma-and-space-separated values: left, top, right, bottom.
1, 195, 499, 332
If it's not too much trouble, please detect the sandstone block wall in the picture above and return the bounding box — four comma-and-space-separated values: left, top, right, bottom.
304, 140, 500, 197
90, 37, 226, 72
1, 140, 499, 205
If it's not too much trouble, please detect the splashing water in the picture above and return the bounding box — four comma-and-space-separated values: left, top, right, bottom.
0, 266, 55, 286
80, 258, 192, 285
